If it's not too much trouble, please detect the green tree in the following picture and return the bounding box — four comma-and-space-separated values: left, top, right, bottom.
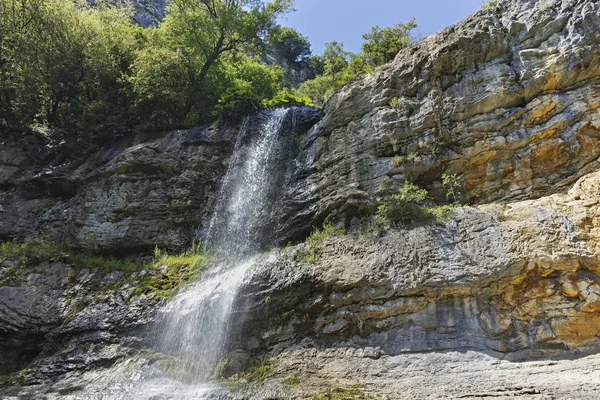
216, 55, 285, 116
308, 54, 325, 76
0, 0, 139, 141
296, 74, 337, 106
361, 19, 416, 67
140, 0, 293, 125
322, 41, 350, 82
268, 25, 311, 63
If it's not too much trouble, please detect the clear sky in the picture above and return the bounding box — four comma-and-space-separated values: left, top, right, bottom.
279, 0, 483, 55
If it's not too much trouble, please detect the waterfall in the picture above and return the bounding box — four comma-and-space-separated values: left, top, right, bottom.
81, 108, 296, 399
206, 108, 289, 255
154, 109, 290, 381
74, 108, 293, 400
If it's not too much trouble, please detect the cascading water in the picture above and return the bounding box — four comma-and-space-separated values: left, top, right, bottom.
157, 108, 290, 381
86, 108, 294, 399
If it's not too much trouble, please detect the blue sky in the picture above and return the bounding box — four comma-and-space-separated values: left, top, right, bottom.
279, 0, 483, 55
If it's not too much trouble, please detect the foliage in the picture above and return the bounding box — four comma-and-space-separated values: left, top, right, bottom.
391, 152, 418, 167
373, 177, 461, 229
215, 56, 285, 117
0, 0, 419, 144
441, 173, 464, 204
296, 74, 340, 106
0, 239, 145, 284
268, 25, 311, 63
0, 0, 140, 142
132, 242, 211, 298
130, 0, 292, 127
264, 87, 314, 108
0, 239, 210, 298
308, 54, 325, 76
300, 223, 346, 263
282, 375, 300, 385
0, 0, 293, 143
296, 19, 416, 106
228, 362, 276, 383
322, 41, 350, 81
361, 19, 417, 67
376, 180, 429, 225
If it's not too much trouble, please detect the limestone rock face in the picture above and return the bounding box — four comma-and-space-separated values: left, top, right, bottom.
0, 108, 321, 253
0, 263, 157, 380
298, 0, 600, 224
229, 168, 600, 398
0, 126, 237, 253
87, 0, 167, 27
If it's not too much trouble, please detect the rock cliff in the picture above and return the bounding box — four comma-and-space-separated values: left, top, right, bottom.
2, 0, 600, 398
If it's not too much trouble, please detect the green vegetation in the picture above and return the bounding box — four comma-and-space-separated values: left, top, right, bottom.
373, 176, 465, 229
228, 361, 277, 383
0, 239, 145, 284
295, 20, 416, 105
131, 243, 211, 298
282, 375, 300, 385
441, 173, 464, 204
309, 386, 373, 400
0, 239, 210, 299
0, 0, 293, 146
268, 25, 311, 63
0, 0, 418, 145
391, 152, 418, 167
361, 20, 417, 67
376, 180, 430, 225
299, 223, 346, 263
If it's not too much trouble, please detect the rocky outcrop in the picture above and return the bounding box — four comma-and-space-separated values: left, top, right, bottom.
226, 167, 600, 399
0, 108, 321, 253
87, 0, 167, 27
0, 125, 236, 253
0, 263, 157, 383
293, 0, 600, 225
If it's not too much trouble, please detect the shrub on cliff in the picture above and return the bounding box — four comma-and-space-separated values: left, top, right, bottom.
374, 176, 462, 230
376, 180, 430, 225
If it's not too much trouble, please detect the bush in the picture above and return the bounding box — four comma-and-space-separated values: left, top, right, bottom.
441, 173, 464, 204
215, 57, 285, 117
376, 180, 429, 225
264, 87, 314, 108
374, 178, 460, 229
296, 74, 341, 106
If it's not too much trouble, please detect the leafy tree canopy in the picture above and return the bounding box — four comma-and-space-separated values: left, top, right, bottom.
268, 25, 311, 63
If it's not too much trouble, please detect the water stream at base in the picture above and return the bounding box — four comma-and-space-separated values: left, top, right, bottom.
83, 109, 293, 399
